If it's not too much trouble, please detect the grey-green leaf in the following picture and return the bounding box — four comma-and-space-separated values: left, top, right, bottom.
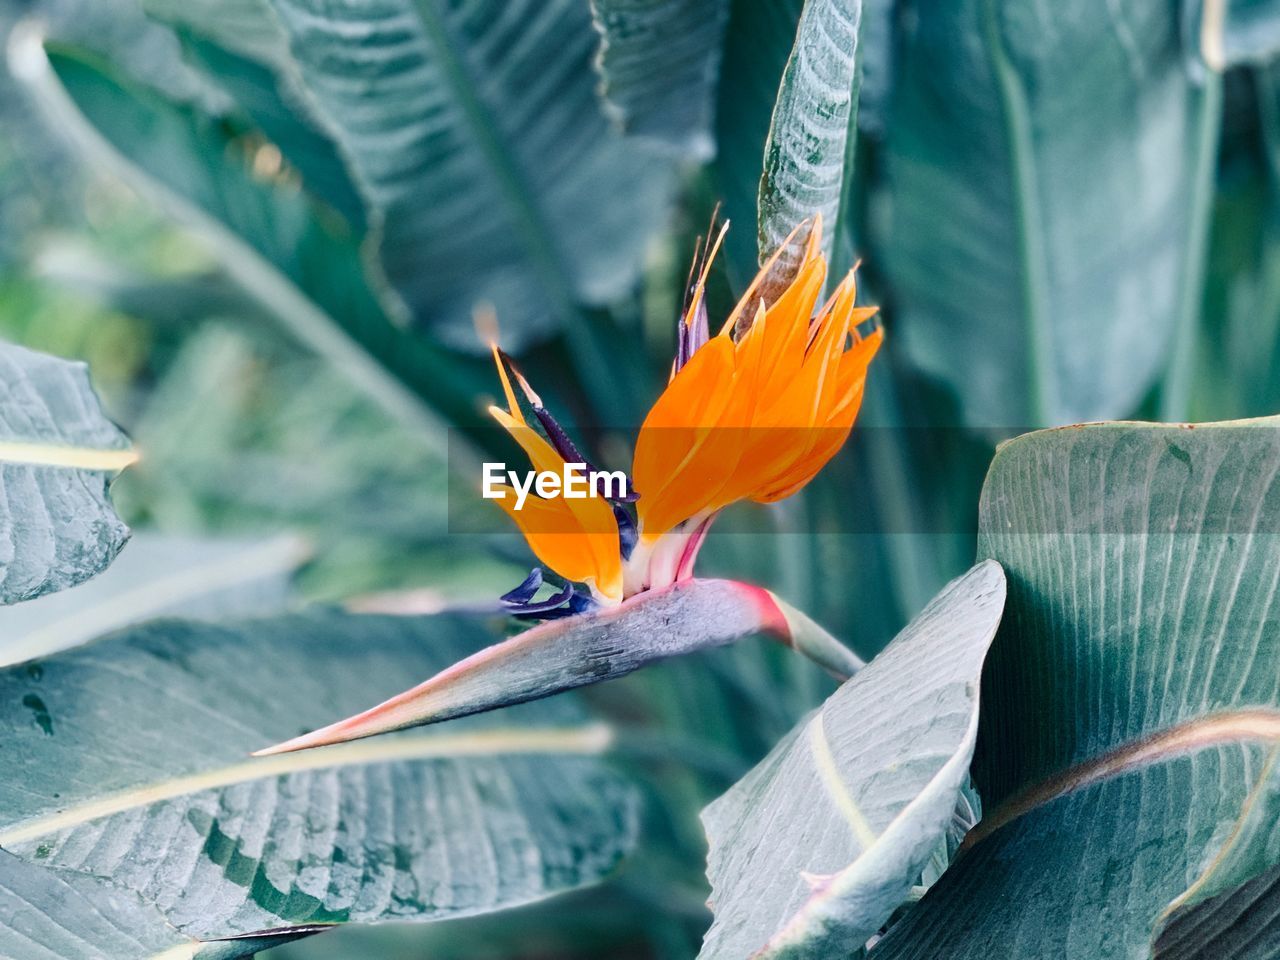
25, 38, 493, 443
0, 342, 131, 605
757, 0, 862, 280
880, 0, 1219, 426
589, 0, 728, 159
265, 0, 675, 346
700, 561, 1006, 959
870, 416, 1280, 958
0, 609, 638, 950
0, 532, 306, 666
176, 31, 368, 231
0, 849, 321, 960
143, 0, 287, 70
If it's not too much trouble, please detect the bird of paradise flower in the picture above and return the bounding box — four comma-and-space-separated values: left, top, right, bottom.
256, 215, 881, 756
488, 213, 881, 611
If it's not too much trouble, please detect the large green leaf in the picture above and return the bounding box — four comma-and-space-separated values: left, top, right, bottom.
870, 417, 1280, 958
757, 0, 863, 281
856, 0, 894, 137
1192, 64, 1280, 422
0, 342, 131, 605
879, 0, 1221, 427
174, 32, 368, 232
0, 609, 638, 955
15, 34, 493, 445
0, 849, 319, 960
589, 0, 728, 160
263, 0, 674, 347
0, 533, 305, 665
699, 561, 1005, 960
142, 0, 287, 70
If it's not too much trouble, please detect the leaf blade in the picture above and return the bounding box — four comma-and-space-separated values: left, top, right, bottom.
0, 609, 639, 945
589, 0, 728, 159
264, 0, 675, 346
870, 417, 1280, 957
0, 342, 131, 605
757, 0, 863, 280
699, 561, 1006, 959
880, 0, 1219, 426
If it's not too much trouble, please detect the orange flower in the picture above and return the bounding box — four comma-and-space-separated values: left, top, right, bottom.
487, 346, 624, 603
489, 215, 880, 612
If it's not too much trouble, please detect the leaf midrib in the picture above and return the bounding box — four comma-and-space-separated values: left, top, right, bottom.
0, 441, 137, 471
981, 0, 1055, 425
965, 708, 1280, 850
407, 0, 577, 314
0, 724, 613, 847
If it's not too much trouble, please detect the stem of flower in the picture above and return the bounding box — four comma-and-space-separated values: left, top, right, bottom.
763, 591, 865, 681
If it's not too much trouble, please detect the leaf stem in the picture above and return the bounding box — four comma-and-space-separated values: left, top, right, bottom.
766, 590, 865, 681
983, 0, 1054, 425
1160, 70, 1223, 422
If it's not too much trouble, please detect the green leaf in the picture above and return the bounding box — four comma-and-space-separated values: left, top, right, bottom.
879, 0, 1221, 427
1191, 62, 1280, 422
757, 0, 862, 281
0, 342, 131, 605
588, 0, 729, 160
0, 610, 638, 951
699, 561, 1005, 960
142, 0, 288, 70
263, 0, 675, 346
856, 0, 894, 137
145, 0, 367, 227
0, 533, 306, 666
1151, 861, 1280, 958
869, 417, 1280, 958
0, 849, 318, 960
16, 35, 494, 445
175, 32, 368, 232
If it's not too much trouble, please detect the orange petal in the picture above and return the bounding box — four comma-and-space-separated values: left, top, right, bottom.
488, 348, 621, 599
492, 487, 622, 601
755, 382, 867, 503
754, 328, 881, 503
634, 336, 742, 539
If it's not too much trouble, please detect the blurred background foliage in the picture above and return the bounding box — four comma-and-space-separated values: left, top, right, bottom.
1, 0, 1279, 956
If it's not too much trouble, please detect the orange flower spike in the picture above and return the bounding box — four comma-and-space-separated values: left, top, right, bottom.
633, 335, 740, 541
700, 303, 779, 512
752, 224, 828, 394
486, 217, 879, 611
487, 347, 623, 602
756, 312, 883, 503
